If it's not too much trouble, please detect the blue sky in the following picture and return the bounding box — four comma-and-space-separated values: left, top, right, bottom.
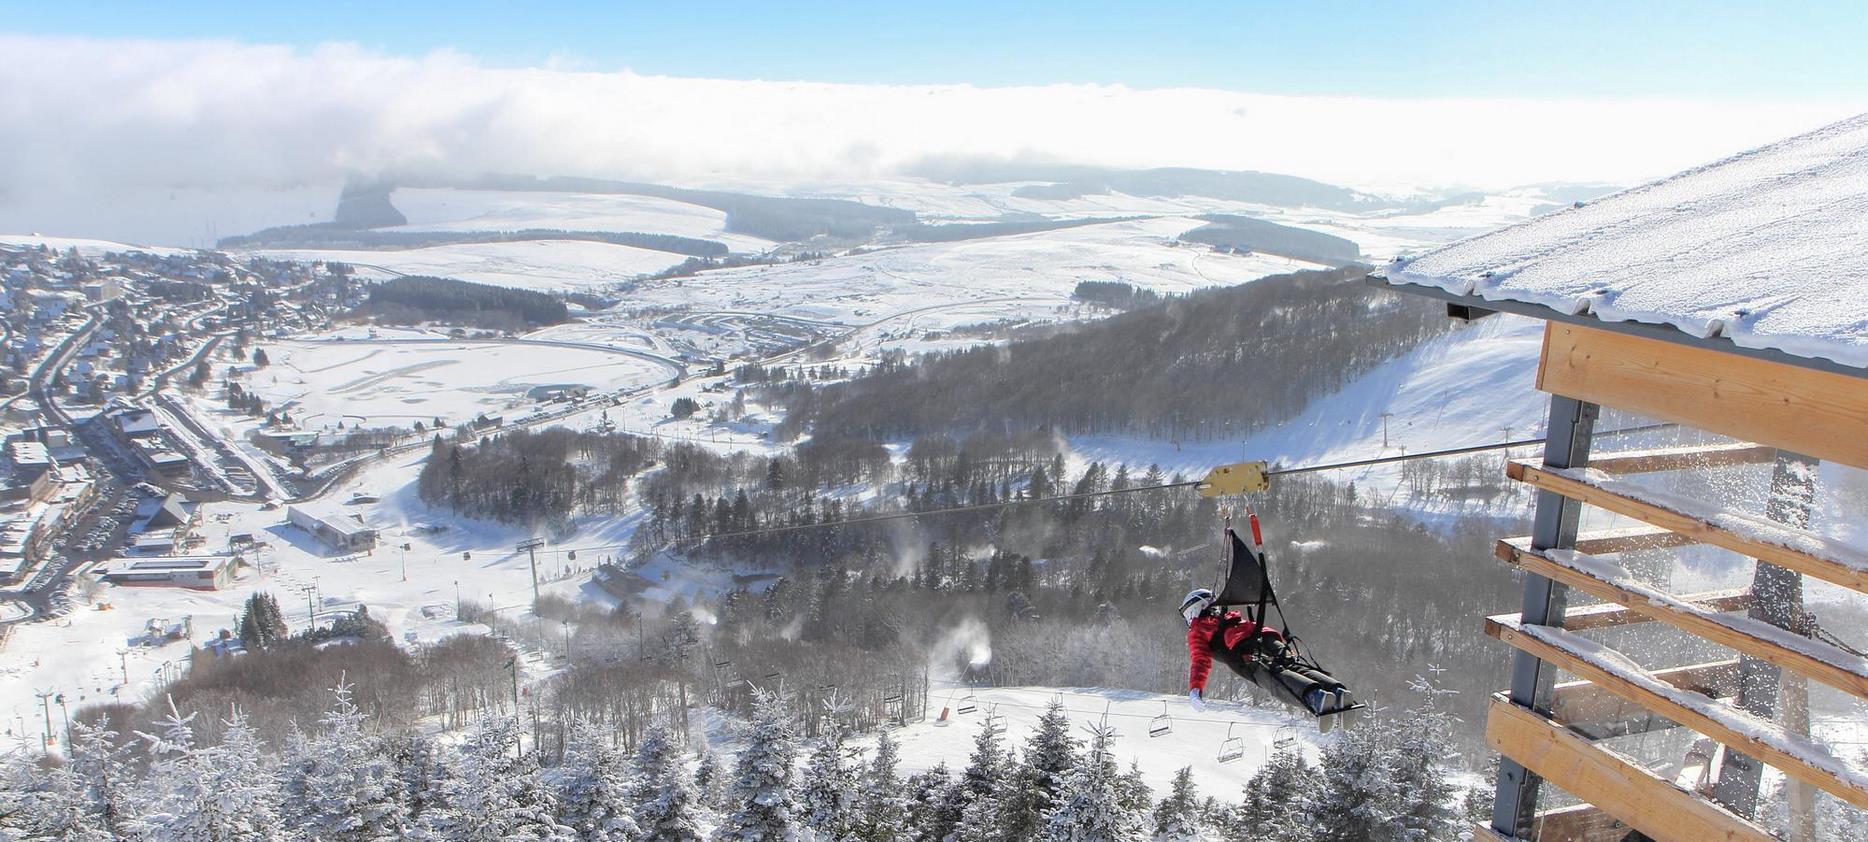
3, 0, 1862, 99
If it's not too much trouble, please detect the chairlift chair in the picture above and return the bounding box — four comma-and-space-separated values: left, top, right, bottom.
955, 688, 978, 715
983, 704, 1006, 736
1147, 700, 1174, 738
1216, 723, 1246, 764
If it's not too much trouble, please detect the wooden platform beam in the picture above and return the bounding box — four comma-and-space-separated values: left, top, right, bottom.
1551, 659, 1742, 725
1485, 695, 1773, 842
1485, 616, 1868, 810
1570, 525, 1701, 556
1487, 587, 1749, 632
1531, 803, 1636, 842
1498, 540, 1868, 700
1536, 322, 1868, 471
1588, 442, 1779, 475
1506, 459, 1868, 594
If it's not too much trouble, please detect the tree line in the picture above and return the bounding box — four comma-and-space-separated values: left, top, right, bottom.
774, 267, 1457, 443
357, 275, 570, 330
218, 225, 728, 258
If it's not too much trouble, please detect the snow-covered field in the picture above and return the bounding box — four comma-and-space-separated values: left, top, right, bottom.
256, 240, 692, 293
246, 337, 675, 426
0, 234, 196, 257
622, 216, 1324, 325
389, 188, 775, 254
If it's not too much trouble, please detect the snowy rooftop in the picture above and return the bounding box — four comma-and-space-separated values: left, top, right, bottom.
1387, 113, 1868, 369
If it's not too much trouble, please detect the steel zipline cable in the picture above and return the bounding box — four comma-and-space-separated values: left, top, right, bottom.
498, 421, 1675, 558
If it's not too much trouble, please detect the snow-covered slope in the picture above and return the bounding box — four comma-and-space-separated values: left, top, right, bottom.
388, 188, 775, 254
256, 240, 692, 293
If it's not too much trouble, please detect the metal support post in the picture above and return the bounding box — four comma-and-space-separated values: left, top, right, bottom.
1492, 395, 1598, 838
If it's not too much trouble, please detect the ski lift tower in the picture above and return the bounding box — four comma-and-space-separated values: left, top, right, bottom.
1372, 114, 1868, 841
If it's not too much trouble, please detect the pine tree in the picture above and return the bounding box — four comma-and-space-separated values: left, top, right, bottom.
62, 716, 134, 837
1001, 700, 1077, 839
423, 716, 574, 841
1387, 710, 1459, 842
952, 721, 1010, 842
854, 731, 907, 842
2, 748, 112, 841
694, 749, 726, 811
1311, 723, 1398, 842
901, 764, 959, 842
797, 724, 862, 842
283, 681, 410, 840
1235, 744, 1319, 842
715, 690, 798, 841
635, 725, 705, 842
1153, 767, 1202, 842
1043, 726, 1139, 842
554, 716, 641, 840
391, 732, 448, 825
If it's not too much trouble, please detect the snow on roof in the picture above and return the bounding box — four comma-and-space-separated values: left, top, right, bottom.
1388, 113, 1868, 369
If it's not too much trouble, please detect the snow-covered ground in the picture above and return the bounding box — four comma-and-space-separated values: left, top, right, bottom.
0, 234, 196, 257
256, 240, 692, 293
245, 337, 674, 427
622, 217, 1323, 325
388, 188, 775, 254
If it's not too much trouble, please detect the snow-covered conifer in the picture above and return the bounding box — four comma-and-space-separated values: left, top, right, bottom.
901, 763, 959, 842
1043, 726, 1139, 842
1000, 700, 1077, 839
1310, 722, 1398, 842
553, 716, 641, 840
694, 749, 725, 810
635, 725, 705, 842
1153, 766, 1202, 842
283, 681, 410, 840
853, 731, 907, 842
797, 723, 862, 841
1235, 743, 1319, 842
715, 689, 798, 841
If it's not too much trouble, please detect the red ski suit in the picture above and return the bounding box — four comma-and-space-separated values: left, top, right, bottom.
1187, 611, 1283, 692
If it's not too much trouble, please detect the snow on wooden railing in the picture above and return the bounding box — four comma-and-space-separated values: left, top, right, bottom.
1486, 614, 1868, 811
1498, 539, 1868, 700
1507, 459, 1868, 592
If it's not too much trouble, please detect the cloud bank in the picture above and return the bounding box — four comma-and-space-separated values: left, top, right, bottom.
0, 33, 1856, 242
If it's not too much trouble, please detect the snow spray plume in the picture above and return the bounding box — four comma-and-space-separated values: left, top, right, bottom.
927, 616, 993, 681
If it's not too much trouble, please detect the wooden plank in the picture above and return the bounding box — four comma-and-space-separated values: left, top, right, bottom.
1498, 540, 1868, 700
1532, 803, 1635, 842
1536, 322, 1868, 471
1487, 588, 1749, 632
1471, 823, 1517, 842
1506, 459, 1868, 594
1588, 442, 1779, 475
1486, 617, 1868, 811
1572, 525, 1701, 555
1552, 659, 1742, 724
1485, 695, 1773, 842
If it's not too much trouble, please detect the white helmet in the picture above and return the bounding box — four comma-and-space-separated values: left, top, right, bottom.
1179, 588, 1215, 626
